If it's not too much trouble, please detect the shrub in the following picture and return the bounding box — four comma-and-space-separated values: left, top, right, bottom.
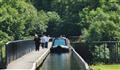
91, 44, 110, 63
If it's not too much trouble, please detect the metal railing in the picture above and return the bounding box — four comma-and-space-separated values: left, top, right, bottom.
71, 39, 120, 64
5, 40, 35, 66
87, 41, 120, 64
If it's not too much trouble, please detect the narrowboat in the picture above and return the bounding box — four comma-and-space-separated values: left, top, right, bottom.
50, 37, 70, 53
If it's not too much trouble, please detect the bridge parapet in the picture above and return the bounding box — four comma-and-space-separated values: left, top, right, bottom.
71, 47, 89, 70
5, 40, 35, 66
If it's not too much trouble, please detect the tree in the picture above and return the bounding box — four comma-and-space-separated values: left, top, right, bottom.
0, 0, 47, 40
80, 2, 120, 64
30, 10, 49, 35
81, 6, 120, 41
0, 30, 10, 67
46, 11, 61, 36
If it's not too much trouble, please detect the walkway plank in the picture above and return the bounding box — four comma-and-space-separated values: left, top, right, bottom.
6, 42, 52, 69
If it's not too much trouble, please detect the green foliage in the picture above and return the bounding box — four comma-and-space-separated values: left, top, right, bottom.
25, 0, 120, 38
46, 11, 61, 36
33, 0, 86, 36
80, 3, 120, 64
81, 5, 120, 41
93, 44, 110, 63
0, 31, 10, 47
0, 31, 10, 64
0, 0, 47, 40
28, 10, 48, 35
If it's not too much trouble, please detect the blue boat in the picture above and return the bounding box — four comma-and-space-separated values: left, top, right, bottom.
50, 37, 70, 53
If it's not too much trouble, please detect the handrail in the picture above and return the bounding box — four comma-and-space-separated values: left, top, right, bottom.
91, 41, 120, 43
71, 47, 89, 70
5, 40, 35, 66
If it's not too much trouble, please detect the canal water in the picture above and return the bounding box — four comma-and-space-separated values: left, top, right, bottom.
38, 52, 83, 70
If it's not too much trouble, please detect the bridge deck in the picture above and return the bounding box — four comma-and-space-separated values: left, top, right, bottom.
6, 42, 52, 69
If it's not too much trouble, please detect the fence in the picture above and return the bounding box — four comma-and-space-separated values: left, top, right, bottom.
69, 36, 120, 64
71, 40, 120, 64
87, 41, 120, 64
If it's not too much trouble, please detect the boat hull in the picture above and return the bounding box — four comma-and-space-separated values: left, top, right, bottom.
50, 46, 69, 53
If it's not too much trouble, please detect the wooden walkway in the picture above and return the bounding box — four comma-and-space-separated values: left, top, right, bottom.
6, 42, 52, 70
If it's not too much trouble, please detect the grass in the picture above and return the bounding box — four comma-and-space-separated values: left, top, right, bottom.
89, 64, 120, 70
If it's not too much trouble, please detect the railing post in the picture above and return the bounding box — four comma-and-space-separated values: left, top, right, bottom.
5, 44, 8, 68
103, 42, 104, 63
117, 42, 119, 63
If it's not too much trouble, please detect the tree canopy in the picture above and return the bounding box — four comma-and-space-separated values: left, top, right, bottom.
0, 0, 47, 40
0, 0, 120, 45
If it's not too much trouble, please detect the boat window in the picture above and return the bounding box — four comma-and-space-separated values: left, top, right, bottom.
53, 38, 66, 46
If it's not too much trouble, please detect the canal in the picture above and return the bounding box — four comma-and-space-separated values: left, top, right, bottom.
38, 52, 84, 70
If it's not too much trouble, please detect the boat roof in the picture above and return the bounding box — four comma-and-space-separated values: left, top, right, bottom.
52, 37, 67, 46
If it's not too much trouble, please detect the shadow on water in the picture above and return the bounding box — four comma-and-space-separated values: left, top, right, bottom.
37, 52, 83, 70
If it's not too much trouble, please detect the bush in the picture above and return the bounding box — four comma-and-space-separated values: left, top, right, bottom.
91, 44, 110, 63
0, 30, 10, 68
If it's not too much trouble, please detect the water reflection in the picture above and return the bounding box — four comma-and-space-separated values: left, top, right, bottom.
38, 52, 82, 70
